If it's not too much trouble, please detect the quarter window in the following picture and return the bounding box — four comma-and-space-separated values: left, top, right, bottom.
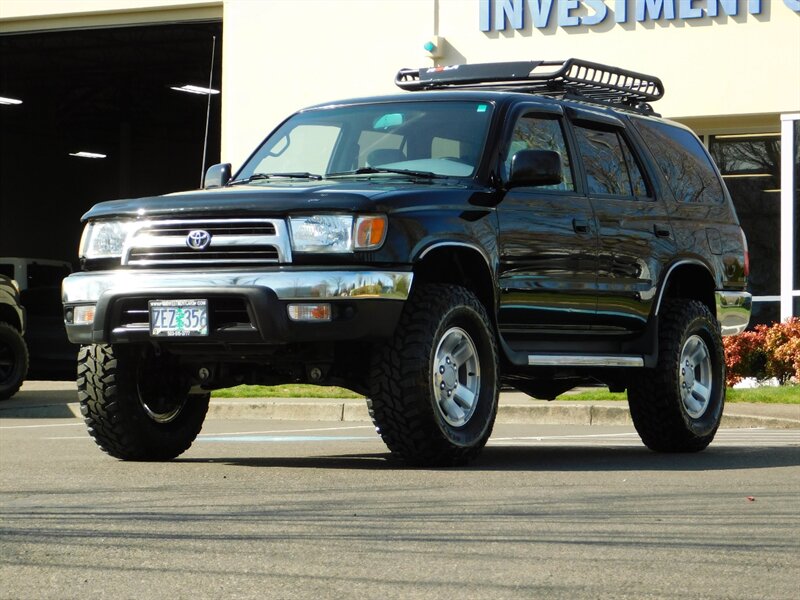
633, 118, 724, 204
574, 125, 649, 198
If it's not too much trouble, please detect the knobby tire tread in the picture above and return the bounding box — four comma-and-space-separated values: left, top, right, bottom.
627, 299, 724, 453
0, 321, 29, 400
368, 283, 498, 466
77, 344, 209, 460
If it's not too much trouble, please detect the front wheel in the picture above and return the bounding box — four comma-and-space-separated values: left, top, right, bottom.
368, 284, 499, 466
627, 300, 725, 452
77, 344, 209, 460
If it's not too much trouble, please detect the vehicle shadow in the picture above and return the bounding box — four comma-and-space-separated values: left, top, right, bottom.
178, 443, 800, 472
0, 388, 78, 418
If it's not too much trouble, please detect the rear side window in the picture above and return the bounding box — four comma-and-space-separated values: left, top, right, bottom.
573, 125, 649, 198
633, 118, 724, 204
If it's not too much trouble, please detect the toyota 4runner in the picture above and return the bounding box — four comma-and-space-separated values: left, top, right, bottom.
62, 59, 752, 465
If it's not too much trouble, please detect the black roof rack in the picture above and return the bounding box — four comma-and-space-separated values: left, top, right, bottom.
395, 59, 664, 113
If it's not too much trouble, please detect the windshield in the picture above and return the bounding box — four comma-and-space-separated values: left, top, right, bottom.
236, 100, 494, 181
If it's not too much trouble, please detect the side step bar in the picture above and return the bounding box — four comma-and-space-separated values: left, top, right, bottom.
528, 354, 645, 367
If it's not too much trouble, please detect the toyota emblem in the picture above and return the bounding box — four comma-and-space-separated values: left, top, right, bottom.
186, 230, 212, 251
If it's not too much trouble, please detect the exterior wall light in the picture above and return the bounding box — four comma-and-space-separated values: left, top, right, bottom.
423, 36, 445, 59
170, 84, 220, 95
69, 152, 107, 159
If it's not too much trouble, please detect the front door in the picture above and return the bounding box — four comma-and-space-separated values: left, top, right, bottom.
496, 109, 598, 348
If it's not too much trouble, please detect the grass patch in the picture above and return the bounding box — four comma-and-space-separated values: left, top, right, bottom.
726, 386, 799, 404
558, 386, 799, 403
211, 384, 798, 403
212, 384, 363, 399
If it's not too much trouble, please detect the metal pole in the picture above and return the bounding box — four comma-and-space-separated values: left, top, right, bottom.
200, 35, 217, 188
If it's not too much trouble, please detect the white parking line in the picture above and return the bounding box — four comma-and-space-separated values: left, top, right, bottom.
0, 422, 84, 430
197, 425, 375, 437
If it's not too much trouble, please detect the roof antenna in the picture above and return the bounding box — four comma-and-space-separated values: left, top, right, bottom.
200, 35, 217, 188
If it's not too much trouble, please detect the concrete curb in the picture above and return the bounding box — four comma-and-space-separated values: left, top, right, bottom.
208, 400, 799, 429
2, 397, 798, 429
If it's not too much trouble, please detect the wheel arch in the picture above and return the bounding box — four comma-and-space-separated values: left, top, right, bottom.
414, 242, 496, 318
655, 260, 717, 317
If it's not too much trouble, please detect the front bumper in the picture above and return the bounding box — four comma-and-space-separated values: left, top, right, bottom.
62, 268, 412, 345
715, 290, 752, 336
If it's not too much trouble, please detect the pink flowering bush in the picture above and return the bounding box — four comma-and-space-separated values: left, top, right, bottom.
723, 317, 800, 386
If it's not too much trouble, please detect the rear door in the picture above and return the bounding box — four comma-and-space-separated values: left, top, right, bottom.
567, 108, 675, 334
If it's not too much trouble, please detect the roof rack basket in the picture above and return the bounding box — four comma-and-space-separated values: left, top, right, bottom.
395, 59, 664, 112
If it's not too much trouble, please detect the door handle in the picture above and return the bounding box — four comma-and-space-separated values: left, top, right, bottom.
573, 219, 590, 234
653, 224, 672, 238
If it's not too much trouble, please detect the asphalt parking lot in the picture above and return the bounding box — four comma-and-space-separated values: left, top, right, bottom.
1, 408, 799, 600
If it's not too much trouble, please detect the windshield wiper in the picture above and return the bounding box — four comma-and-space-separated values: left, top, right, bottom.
229, 172, 322, 185
327, 167, 443, 179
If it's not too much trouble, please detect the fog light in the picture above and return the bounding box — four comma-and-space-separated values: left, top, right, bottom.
287, 303, 332, 322
73, 305, 96, 325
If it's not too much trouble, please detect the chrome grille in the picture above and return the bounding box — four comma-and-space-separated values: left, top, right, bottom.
122, 218, 291, 266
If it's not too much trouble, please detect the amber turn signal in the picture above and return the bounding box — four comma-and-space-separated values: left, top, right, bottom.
354, 215, 387, 250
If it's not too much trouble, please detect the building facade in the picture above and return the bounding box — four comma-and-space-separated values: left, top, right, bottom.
1, 0, 799, 324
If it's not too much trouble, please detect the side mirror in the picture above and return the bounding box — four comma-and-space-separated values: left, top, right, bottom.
508, 150, 562, 188
204, 163, 232, 189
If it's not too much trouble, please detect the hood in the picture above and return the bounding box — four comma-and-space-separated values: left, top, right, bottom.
80, 179, 476, 221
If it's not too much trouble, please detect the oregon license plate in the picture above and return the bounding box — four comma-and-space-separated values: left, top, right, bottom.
149, 299, 208, 337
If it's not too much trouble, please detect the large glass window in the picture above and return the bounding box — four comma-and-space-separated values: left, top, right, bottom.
635, 118, 724, 204
793, 120, 800, 291
237, 101, 494, 180
710, 132, 781, 326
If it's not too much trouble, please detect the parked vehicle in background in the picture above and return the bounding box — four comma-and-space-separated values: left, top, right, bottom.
0, 275, 28, 399
0, 258, 76, 379
61, 59, 751, 465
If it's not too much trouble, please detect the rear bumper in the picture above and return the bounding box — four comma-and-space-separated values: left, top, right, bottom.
715, 290, 751, 336
62, 268, 412, 345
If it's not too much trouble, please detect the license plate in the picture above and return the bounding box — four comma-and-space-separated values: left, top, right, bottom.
149, 299, 209, 337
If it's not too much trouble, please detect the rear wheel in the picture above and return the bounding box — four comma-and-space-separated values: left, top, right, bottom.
368, 284, 499, 466
77, 344, 209, 460
628, 300, 725, 452
0, 322, 28, 400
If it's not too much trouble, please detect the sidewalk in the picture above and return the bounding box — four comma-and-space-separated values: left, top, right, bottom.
1, 381, 798, 429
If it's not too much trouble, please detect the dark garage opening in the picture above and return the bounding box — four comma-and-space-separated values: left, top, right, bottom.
0, 21, 223, 262
0, 21, 222, 378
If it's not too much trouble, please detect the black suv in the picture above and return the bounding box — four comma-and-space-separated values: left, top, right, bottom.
0, 275, 28, 399
62, 59, 751, 465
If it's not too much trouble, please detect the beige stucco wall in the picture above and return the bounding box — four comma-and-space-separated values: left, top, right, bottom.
220, 0, 434, 166
435, 0, 800, 120
2, 0, 799, 166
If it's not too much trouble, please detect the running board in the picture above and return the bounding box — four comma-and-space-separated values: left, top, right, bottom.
527, 354, 645, 367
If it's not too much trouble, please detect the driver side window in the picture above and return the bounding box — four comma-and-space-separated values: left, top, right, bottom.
505, 114, 575, 191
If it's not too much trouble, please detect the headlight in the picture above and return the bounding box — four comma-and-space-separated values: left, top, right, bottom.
289, 215, 387, 253
79, 220, 138, 259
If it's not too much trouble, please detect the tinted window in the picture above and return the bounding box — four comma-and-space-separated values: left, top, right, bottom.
505, 114, 574, 191
634, 118, 724, 204
620, 139, 649, 197
573, 125, 649, 198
